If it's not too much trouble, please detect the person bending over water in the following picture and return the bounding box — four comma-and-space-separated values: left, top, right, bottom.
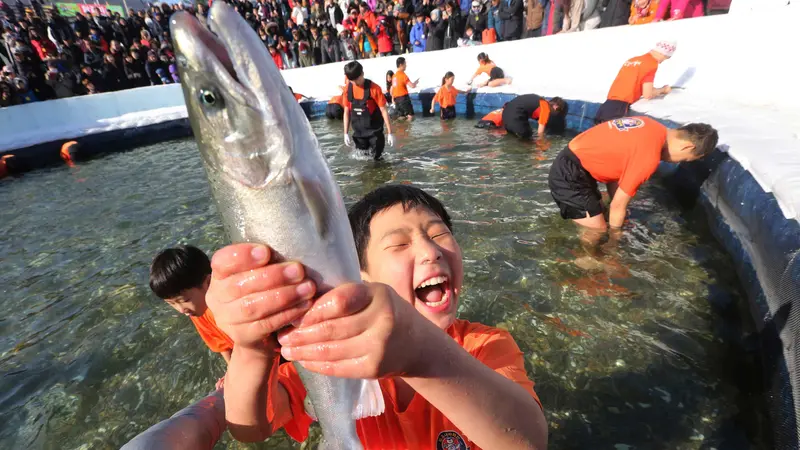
430, 71, 468, 120
205, 185, 548, 449
466, 52, 512, 88
502, 94, 567, 143
150, 245, 233, 389
342, 61, 395, 160
594, 40, 676, 124
548, 117, 718, 248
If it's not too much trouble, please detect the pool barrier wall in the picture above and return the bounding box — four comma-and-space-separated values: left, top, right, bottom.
92, 93, 800, 448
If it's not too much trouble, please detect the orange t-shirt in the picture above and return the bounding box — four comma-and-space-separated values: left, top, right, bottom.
606, 53, 659, 104
342, 81, 387, 110
569, 116, 667, 197
190, 308, 234, 353
273, 319, 541, 449
474, 61, 496, 77
630, 0, 660, 24
481, 108, 504, 127
433, 85, 459, 108
391, 70, 411, 98
531, 98, 551, 126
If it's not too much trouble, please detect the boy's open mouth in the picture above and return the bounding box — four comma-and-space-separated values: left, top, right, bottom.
414, 275, 451, 313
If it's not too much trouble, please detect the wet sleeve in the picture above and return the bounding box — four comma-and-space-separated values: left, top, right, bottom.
372, 84, 387, 107
537, 102, 551, 126
472, 329, 543, 411
276, 362, 315, 442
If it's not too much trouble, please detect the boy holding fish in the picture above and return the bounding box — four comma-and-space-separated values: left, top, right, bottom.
205, 185, 548, 449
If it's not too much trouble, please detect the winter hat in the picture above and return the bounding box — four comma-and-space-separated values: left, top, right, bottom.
652, 40, 677, 58
430, 8, 440, 19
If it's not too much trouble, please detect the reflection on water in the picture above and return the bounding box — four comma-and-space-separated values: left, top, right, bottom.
0, 119, 767, 449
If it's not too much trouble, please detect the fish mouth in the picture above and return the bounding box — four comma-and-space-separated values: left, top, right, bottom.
414, 274, 453, 313
171, 3, 269, 108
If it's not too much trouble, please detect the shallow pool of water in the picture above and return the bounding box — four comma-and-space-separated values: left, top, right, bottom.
0, 118, 767, 449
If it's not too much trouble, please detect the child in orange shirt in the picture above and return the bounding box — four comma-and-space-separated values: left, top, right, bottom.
204, 185, 548, 449
430, 71, 467, 120
150, 245, 234, 388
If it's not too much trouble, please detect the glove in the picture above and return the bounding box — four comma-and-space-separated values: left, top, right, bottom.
344, 133, 353, 147
386, 133, 395, 147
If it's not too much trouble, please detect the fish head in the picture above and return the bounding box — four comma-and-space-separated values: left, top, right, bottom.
170, 2, 312, 188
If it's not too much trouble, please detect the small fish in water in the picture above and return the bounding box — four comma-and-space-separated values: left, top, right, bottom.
170, 3, 384, 448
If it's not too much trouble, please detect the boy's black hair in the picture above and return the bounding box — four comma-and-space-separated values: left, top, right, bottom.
396, 56, 406, 68
678, 123, 719, 157
348, 185, 452, 269
344, 60, 363, 81
149, 245, 211, 299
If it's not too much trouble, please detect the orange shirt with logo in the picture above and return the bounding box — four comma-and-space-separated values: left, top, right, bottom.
391, 70, 411, 98
270, 319, 541, 450
432, 85, 459, 108
606, 53, 659, 104
569, 116, 667, 197
343, 81, 387, 110
190, 308, 234, 353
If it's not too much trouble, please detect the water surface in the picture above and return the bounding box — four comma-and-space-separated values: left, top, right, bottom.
0, 119, 767, 449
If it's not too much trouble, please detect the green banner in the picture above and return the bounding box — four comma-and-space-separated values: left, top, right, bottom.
55, 3, 126, 18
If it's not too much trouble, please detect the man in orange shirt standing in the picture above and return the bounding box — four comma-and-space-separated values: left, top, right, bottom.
391, 56, 419, 120
594, 40, 676, 124
204, 185, 548, 449
548, 116, 718, 234
343, 61, 395, 160
150, 245, 234, 388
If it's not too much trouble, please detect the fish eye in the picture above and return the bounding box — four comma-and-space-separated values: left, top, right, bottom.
199, 89, 220, 107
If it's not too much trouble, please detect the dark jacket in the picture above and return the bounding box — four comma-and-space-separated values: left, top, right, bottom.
144, 59, 167, 85
497, 0, 523, 39
443, 11, 463, 49
320, 36, 341, 63
600, 0, 632, 28
124, 58, 149, 88
326, 3, 344, 24
103, 62, 128, 91
424, 19, 446, 51
465, 11, 487, 36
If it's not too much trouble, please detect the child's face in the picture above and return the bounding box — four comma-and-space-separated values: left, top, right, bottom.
361, 205, 463, 330
445, 76, 454, 85
164, 277, 210, 317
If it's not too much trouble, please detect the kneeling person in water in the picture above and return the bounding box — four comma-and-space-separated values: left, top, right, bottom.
549, 117, 718, 233
501, 94, 567, 141
343, 61, 395, 160
150, 245, 233, 387
205, 185, 548, 449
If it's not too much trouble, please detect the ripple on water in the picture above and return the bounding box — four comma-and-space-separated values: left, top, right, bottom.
0, 119, 768, 449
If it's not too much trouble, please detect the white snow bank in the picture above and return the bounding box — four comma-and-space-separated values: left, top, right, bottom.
0, 3, 798, 219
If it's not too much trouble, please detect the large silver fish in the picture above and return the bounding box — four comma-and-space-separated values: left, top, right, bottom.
170, 3, 384, 449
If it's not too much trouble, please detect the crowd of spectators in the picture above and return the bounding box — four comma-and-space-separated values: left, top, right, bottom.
0, 0, 726, 107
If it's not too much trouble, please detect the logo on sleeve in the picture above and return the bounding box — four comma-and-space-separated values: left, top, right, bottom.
609, 117, 645, 131
437, 430, 469, 450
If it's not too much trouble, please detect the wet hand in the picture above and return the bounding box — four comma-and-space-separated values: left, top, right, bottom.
277, 283, 427, 379
429, 108, 435, 114
206, 244, 317, 349
386, 133, 395, 147
344, 133, 353, 147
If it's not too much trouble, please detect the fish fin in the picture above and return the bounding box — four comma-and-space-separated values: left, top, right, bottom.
293, 169, 330, 239
352, 379, 385, 419
303, 394, 318, 422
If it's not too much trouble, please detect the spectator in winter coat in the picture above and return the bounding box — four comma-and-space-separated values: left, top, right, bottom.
465, 1, 487, 37
375, 19, 394, 56
338, 28, 358, 61
442, 2, 463, 49
277, 36, 296, 68
83, 42, 105, 70
296, 40, 314, 67
487, 0, 504, 41
268, 44, 284, 69
144, 50, 167, 85
409, 13, 426, 52
124, 51, 148, 88
525, 0, 544, 37
320, 28, 341, 63
629, 0, 660, 24
28, 29, 56, 60
103, 53, 128, 91
80, 65, 105, 92
498, 0, 523, 40
343, 7, 360, 31
356, 20, 378, 58
309, 26, 323, 65
326, 0, 345, 24
425, 8, 446, 51
654, 0, 703, 21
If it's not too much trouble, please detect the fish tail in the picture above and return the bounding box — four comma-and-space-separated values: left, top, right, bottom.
352, 379, 385, 419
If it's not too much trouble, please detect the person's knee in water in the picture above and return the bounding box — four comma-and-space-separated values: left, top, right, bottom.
391, 57, 419, 120
342, 61, 395, 160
